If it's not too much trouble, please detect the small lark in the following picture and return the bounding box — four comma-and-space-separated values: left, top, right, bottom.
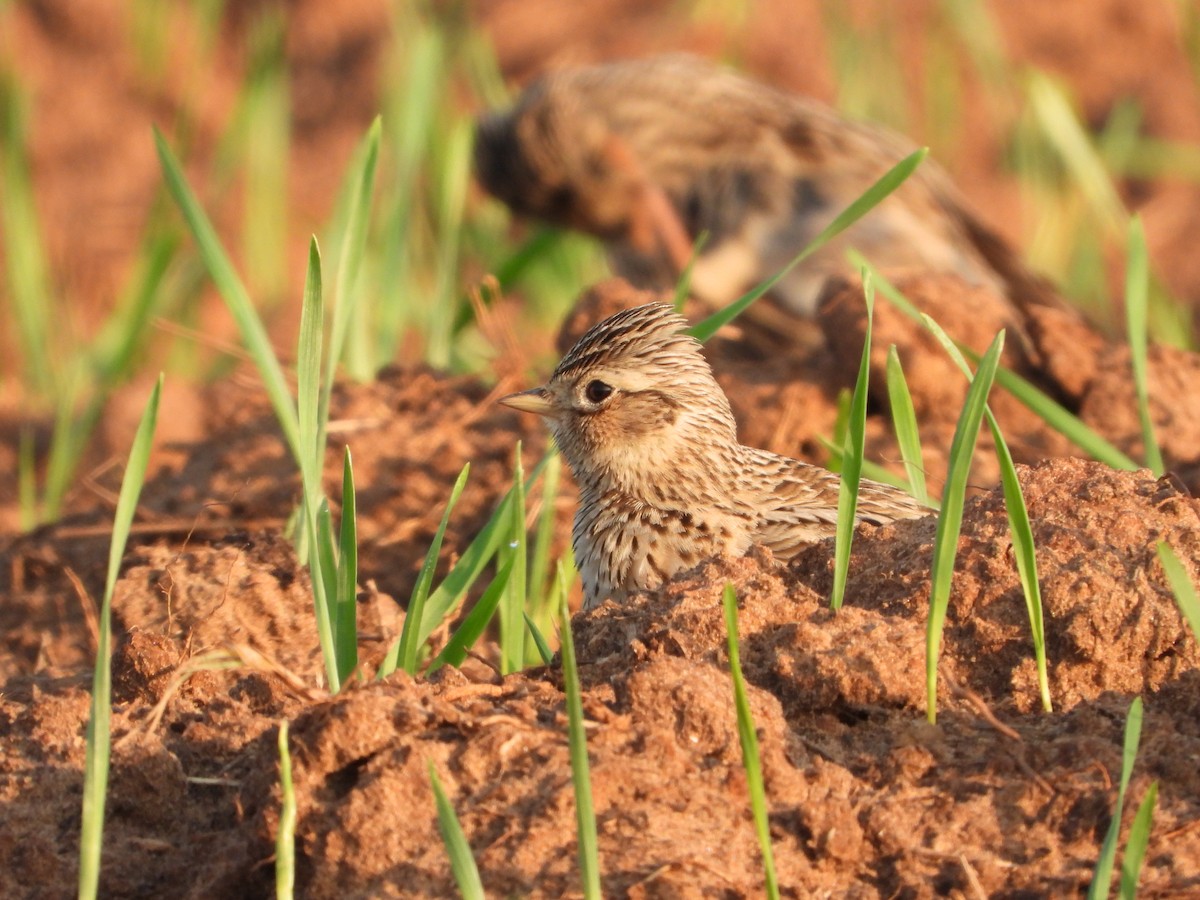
500, 302, 928, 609
475, 54, 1058, 318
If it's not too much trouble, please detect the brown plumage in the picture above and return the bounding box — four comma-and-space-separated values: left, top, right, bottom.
475, 54, 1062, 319
500, 302, 928, 608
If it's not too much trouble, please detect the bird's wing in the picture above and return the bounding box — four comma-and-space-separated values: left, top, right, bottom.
744, 448, 928, 561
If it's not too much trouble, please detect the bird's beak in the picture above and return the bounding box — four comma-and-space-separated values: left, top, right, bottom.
499, 386, 554, 417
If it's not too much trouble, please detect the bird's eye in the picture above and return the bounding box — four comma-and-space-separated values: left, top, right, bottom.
584, 380, 614, 404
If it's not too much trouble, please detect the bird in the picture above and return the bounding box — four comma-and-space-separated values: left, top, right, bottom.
499, 302, 928, 609
474, 53, 1060, 320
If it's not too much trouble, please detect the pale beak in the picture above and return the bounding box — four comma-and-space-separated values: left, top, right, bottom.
499, 386, 554, 416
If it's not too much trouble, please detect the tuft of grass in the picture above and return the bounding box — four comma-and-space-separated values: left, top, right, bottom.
429, 764, 486, 900
558, 587, 602, 899
424, 555, 514, 677
686, 148, 929, 342
1088, 696, 1145, 900
1156, 542, 1200, 646
856, 255, 1139, 471
922, 315, 1051, 712
1124, 217, 1163, 475
925, 330, 1004, 723
830, 275, 875, 611
721, 585, 780, 899
275, 720, 296, 900
382, 463, 471, 678
79, 375, 163, 899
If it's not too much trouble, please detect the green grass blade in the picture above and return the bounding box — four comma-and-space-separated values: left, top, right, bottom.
425, 555, 515, 676
1117, 781, 1158, 900
989, 364, 1139, 470
686, 148, 928, 342
1088, 696, 1144, 900
559, 589, 602, 899
926, 331, 1004, 723
429, 765, 485, 900
986, 415, 1051, 711
1125, 217, 1163, 475
672, 231, 710, 312
334, 448, 359, 684
1156, 542, 1200, 646
385, 462, 471, 677
0, 74, 56, 398
819, 437, 914, 492
722, 585, 780, 899
275, 720, 296, 900
527, 448, 561, 620
79, 375, 162, 900
885, 346, 929, 506
500, 446, 528, 674
326, 117, 381, 386
831, 276, 874, 611
525, 610, 554, 666
154, 128, 302, 460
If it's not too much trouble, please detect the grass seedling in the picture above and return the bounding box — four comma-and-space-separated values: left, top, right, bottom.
925, 331, 1004, 723
333, 449, 359, 680
1124, 217, 1164, 476
381, 462, 471, 678
1119, 781, 1158, 900
922, 315, 1051, 712
559, 588, 602, 900
1156, 542, 1200, 646
885, 345, 931, 506
722, 585, 780, 900
830, 275, 875, 611
276, 720, 296, 900
687, 148, 928, 342
1088, 696, 1145, 900
429, 764, 486, 900
79, 375, 163, 900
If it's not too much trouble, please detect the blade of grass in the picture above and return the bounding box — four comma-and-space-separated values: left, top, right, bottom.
885, 346, 929, 506
275, 720, 296, 900
1088, 696, 1144, 900
559, 588, 602, 899
527, 448, 561, 619
926, 329, 1004, 723
295, 239, 340, 691
325, 117, 381, 386
525, 611, 554, 666
500, 445, 528, 674
722, 585, 780, 899
831, 275, 874, 611
429, 765, 485, 900
424, 555, 515, 676
334, 448, 359, 684
383, 462, 471, 677
819, 437, 913, 492
1125, 217, 1163, 475
1156, 542, 1200, 646
79, 375, 162, 899
686, 148, 928, 342
155, 128, 302, 459
1117, 781, 1158, 900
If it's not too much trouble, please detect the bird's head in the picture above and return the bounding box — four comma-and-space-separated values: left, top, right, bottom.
500, 303, 738, 493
